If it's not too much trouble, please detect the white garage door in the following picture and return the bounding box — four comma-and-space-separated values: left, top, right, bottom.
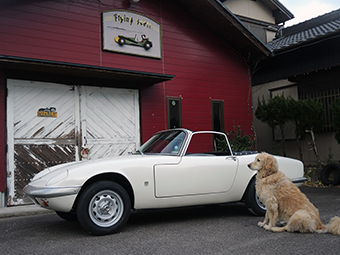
6, 79, 139, 205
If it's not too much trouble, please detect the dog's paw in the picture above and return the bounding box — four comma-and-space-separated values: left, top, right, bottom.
264, 225, 271, 230
278, 221, 287, 227
258, 222, 265, 228
316, 229, 327, 234
271, 226, 286, 233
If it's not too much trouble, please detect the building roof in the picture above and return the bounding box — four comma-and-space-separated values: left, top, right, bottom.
267, 9, 340, 52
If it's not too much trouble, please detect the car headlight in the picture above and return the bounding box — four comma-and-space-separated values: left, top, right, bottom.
46, 170, 69, 186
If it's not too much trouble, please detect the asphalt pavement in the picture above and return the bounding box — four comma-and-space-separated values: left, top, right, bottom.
1, 186, 339, 255
0, 186, 339, 219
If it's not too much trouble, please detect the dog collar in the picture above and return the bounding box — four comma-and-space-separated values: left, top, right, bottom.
262, 171, 276, 178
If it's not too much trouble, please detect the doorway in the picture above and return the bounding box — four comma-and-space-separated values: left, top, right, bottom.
6, 79, 140, 205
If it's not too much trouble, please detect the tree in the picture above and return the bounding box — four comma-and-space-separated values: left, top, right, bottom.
255, 94, 292, 156
255, 96, 324, 163
299, 98, 324, 165
288, 97, 305, 161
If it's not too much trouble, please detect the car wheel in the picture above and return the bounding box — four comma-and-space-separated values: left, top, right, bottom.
321, 163, 340, 185
118, 38, 125, 45
76, 181, 131, 235
56, 211, 78, 221
144, 41, 152, 49
244, 178, 266, 216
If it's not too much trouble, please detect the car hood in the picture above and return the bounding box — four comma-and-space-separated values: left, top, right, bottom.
29, 154, 181, 187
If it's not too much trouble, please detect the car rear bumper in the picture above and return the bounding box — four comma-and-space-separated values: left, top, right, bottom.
291, 177, 307, 186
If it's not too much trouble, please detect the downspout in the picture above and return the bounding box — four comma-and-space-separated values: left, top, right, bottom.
1, 192, 4, 208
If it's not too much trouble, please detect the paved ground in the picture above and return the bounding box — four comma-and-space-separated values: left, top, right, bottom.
0, 186, 339, 219
0, 186, 339, 255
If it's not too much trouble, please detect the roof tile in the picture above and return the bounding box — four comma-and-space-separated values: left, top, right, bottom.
267, 9, 340, 51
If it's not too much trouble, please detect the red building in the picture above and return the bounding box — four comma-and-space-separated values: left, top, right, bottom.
0, 0, 269, 207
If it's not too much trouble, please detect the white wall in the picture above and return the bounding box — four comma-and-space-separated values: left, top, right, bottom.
223, 0, 275, 23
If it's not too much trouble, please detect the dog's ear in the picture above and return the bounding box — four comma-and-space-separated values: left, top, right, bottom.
265, 155, 278, 172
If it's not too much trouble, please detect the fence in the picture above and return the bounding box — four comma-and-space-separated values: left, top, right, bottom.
300, 88, 340, 132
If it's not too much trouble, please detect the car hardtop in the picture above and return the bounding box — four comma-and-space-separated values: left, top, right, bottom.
139, 128, 257, 157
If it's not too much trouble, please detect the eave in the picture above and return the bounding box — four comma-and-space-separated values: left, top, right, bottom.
0, 55, 175, 88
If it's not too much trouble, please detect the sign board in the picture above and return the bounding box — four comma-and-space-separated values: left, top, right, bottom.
37, 107, 57, 118
102, 10, 161, 59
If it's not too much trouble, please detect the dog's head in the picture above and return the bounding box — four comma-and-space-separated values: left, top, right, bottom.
247, 152, 278, 177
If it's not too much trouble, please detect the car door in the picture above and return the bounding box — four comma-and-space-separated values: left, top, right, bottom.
154, 132, 238, 198
154, 155, 238, 198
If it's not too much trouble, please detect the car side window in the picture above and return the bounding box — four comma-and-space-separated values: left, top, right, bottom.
186, 133, 231, 156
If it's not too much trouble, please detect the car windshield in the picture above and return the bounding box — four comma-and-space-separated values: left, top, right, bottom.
137, 130, 186, 155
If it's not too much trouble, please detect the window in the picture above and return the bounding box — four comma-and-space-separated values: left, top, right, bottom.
300, 88, 340, 132
186, 132, 231, 156
211, 100, 224, 132
167, 97, 182, 129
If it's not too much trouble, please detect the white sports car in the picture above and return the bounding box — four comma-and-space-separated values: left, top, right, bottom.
23, 129, 306, 235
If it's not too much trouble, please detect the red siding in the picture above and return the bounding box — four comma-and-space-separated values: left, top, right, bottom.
141, 1, 252, 141
0, 0, 253, 143
0, 71, 5, 192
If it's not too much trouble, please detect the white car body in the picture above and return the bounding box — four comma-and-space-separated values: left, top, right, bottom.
24, 129, 305, 235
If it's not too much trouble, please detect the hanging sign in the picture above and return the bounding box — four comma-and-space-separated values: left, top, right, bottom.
102, 10, 161, 59
37, 107, 57, 118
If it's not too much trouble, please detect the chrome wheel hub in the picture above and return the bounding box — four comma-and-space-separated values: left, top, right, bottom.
256, 194, 267, 211
89, 190, 124, 227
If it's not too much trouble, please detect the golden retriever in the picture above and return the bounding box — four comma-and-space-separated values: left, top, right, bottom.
248, 152, 340, 235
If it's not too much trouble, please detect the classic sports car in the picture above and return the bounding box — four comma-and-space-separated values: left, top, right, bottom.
114, 34, 152, 50
23, 129, 306, 235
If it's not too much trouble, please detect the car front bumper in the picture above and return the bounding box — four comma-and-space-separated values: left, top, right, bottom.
23, 184, 81, 212
23, 184, 81, 198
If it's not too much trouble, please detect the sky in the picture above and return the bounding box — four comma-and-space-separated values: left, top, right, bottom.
279, 0, 340, 26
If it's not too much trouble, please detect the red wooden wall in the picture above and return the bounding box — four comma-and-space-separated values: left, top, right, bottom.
0, 71, 5, 192
140, 0, 251, 140
0, 0, 253, 190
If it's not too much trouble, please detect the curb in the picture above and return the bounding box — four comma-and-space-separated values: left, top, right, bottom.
0, 204, 53, 219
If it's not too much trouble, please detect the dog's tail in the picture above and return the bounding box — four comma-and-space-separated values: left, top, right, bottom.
326, 216, 340, 235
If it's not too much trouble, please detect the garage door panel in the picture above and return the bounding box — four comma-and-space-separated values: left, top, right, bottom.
81, 86, 140, 161
12, 81, 76, 139
84, 87, 138, 139
12, 144, 76, 205
86, 142, 137, 160
7, 80, 140, 206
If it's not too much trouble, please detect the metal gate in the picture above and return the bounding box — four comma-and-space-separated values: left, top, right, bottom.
6, 79, 139, 206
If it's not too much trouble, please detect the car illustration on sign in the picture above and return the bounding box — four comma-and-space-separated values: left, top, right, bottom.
23, 129, 306, 235
114, 34, 153, 50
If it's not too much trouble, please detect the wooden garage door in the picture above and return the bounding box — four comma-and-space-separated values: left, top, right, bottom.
80, 86, 140, 160
6, 79, 139, 206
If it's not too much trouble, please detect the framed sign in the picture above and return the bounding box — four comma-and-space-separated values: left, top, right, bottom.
102, 10, 161, 59
37, 107, 57, 118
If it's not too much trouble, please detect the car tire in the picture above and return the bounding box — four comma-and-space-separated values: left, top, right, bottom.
56, 211, 78, 221
244, 178, 266, 216
118, 38, 125, 45
321, 163, 340, 185
144, 41, 152, 49
76, 181, 131, 235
